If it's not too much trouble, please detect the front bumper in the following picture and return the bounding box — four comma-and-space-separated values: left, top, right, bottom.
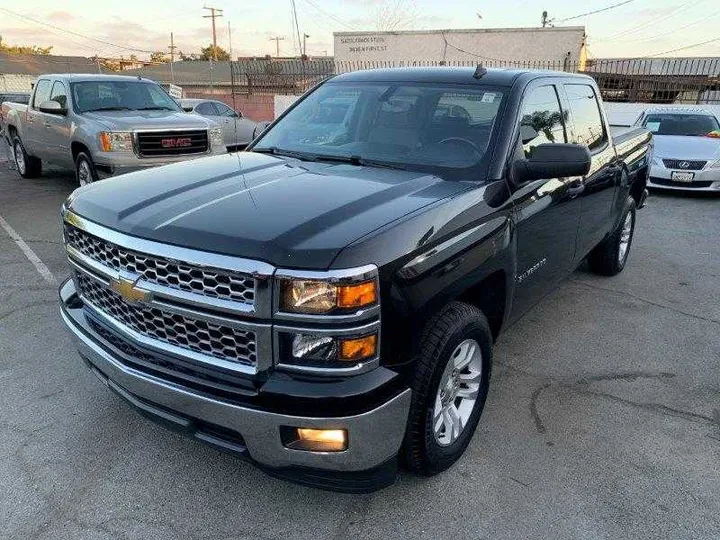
93, 148, 226, 179
60, 278, 411, 492
648, 164, 720, 191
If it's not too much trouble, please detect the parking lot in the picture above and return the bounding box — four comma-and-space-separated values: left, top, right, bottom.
0, 139, 718, 540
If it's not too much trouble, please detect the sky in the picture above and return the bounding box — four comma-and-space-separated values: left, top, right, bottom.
1, 0, 719, 60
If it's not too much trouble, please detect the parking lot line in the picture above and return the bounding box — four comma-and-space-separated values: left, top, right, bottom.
0, 213, 57, 285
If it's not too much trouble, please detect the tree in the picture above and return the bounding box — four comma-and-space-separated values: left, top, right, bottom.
0, 36, 52, 55
150, 51, 169, 63
199, 45, 230, 61
374, 0, 419, 32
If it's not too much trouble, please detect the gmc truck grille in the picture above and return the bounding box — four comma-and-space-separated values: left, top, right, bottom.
75, 273, 257, 366
136, 130, 209, 157
65, 224, 255, 305
662, 159, 707, 170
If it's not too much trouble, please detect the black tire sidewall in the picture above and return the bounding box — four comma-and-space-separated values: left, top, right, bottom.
75, 152, 97, 186
420, 316, 493, 471
12, 136, 29, 177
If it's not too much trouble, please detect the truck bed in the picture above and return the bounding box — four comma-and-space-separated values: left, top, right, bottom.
610, 125, 652, 164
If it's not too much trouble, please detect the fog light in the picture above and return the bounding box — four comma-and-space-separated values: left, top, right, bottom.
280, 426, 348, 452
339, 334, 377, 362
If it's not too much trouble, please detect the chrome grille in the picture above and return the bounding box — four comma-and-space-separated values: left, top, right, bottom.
136, 130, 208, 157
65, 224, 255, 304
75, 273, 257, 365
662, 159, 707, 170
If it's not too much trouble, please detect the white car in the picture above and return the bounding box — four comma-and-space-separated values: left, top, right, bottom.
636, 107, 720, 192
180, 99, 257, 151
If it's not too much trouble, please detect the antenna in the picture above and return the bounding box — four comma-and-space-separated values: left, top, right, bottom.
473, 64, 487, 79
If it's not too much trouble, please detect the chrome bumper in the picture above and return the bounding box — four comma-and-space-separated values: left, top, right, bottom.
60, 280, 410, 475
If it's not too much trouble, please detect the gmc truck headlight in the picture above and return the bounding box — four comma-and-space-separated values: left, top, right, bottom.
279, 279, 377, 314
209, 127, 224, 148
99, 132, 133, 152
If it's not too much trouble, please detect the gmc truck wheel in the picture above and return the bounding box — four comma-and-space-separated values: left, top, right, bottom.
588, 196, 636, 276
402, 301, 493, 475
75, 152, 98, 186
12, 136, 42, 178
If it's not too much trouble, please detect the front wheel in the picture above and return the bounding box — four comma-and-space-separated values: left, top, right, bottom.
402, 302, 493, 475
12, 136, 42, 178
74, 152, 98, 186
587, 196, 636, 276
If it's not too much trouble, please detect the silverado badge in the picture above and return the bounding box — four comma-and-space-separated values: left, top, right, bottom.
110, 275, 151, 304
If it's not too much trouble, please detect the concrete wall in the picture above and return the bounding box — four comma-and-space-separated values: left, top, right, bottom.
334, 27, 586, 64
0, 74, 34, 93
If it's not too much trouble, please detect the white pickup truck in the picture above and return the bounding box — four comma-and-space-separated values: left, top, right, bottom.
2, 74, 225, 185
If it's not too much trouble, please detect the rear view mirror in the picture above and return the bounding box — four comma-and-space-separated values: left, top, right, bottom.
515, 143, 591, 183
38, 100, 67, 115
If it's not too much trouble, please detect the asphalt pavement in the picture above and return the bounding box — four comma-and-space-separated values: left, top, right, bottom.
1, 140, 718, 540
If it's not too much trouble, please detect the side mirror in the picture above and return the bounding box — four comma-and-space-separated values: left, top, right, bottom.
253, 120, 272, 139
39, 100, 67, 115
514, 143, 591, 183
234, 110, 242, 118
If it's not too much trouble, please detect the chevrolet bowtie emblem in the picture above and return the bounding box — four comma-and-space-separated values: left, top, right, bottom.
110, 275, 151, 304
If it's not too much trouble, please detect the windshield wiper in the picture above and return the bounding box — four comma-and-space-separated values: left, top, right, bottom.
253, 147, 318, 161
313, 154, 407, 170
137, 106, 175, 111
83, 106, 133, 112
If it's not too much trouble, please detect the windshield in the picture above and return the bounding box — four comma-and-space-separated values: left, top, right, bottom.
643, 113, 720, 136
253, 81, 505, 176
71, 81, 181, 113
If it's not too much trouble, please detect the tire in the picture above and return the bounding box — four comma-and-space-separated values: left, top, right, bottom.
74, 152, 98, 187
587, 196, 636, 276
12, 136, 42, 178
402, 301, 493, 475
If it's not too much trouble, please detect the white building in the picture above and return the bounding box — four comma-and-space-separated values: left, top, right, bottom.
334, 27, 587, 67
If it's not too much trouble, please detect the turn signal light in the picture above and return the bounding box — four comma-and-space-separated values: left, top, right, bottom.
99, 132, 112, 152
339, 334, 377, 362
337, 280, 377, 309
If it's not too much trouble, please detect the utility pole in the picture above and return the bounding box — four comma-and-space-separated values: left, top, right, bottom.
203, 6, 224, 61
303, 34, 309, 57
168, 32, 177, 83
541, 10, 553, 28
269, 36, 285, 58
228, 22, 233, 60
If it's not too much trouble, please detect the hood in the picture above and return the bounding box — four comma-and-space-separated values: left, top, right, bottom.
67, 153, 470, 269
652, 135, 720, 162
82, 109, 216, 131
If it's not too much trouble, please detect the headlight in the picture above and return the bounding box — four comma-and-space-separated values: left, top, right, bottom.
709, 159, 720, 169
280, 331, 379, 368
209, 127, 224, 148
99, 132, 133, 152
280, 278, 377, 314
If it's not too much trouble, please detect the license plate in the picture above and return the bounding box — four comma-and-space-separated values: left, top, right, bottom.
671, 171, 694, 183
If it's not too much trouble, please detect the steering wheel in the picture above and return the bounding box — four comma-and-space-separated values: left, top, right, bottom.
438, 137, 482, 155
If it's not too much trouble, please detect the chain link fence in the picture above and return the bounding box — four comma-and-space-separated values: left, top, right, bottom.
230, 57, 720, 105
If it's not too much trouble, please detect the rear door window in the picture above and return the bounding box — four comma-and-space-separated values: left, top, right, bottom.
564, 84, 607, 152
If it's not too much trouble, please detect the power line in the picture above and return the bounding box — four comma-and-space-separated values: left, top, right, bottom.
592, 0, 707, 43
646, 35, 720, 57
612, 12, 720, 44
557, 0, 636, 22
0, 6, 156, 54
299, 0, 357, 30
203, 6, 224, 62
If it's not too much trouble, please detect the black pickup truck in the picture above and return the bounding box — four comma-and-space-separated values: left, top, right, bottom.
59, 67, 651, 492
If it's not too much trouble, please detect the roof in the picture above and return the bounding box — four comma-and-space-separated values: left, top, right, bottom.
0, 53, 110, 75
643, 107, 717, 116
123, 61, 231, 86
39, 73, 160, 83
334, 26, 586, 37
333, 67, 592, 87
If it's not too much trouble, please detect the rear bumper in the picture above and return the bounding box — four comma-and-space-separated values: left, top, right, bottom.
60, 278, 411, 492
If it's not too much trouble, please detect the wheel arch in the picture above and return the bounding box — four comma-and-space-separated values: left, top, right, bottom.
71, 141, 91, 161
